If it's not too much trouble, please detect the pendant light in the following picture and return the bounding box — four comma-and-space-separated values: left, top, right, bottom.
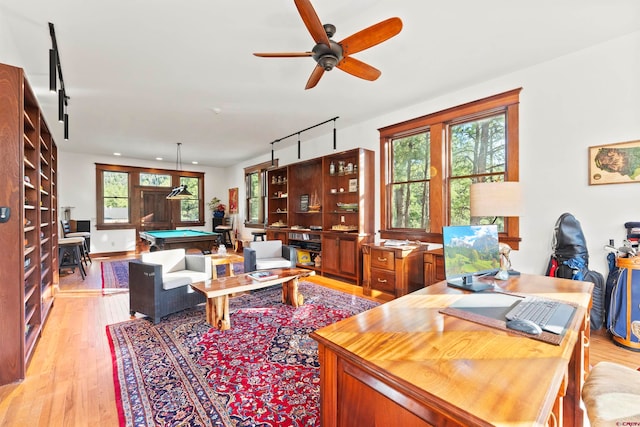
166, 142, 193, 199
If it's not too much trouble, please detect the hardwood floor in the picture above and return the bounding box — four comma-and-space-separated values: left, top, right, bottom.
0, 255, 637, 426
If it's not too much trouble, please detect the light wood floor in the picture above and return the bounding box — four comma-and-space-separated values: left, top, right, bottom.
0, 254, 637, 427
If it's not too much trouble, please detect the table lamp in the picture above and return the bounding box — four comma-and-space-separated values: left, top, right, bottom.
470, 181, 522, 280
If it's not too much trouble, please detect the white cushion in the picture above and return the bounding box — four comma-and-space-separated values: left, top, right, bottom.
256, 257, 291, 270
141, 248, 186, 274
162, 270, 210, 290
250, 240, 282, 259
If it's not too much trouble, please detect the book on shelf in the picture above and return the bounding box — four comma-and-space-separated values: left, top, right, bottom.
249, 271, 278, 281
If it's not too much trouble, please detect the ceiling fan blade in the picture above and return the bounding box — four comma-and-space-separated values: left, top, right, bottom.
339, 17, 403, 56
254, 52, 313, 58
294, 0, 331, 46
305, 65, 325, 89
336, 56, 381, 81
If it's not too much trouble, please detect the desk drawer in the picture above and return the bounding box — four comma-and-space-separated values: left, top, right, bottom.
371, 268, 396, 294
371, 249, 395, 271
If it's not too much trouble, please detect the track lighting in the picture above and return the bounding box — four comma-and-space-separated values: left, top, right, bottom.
58, 89, 64, 122
50, 22, 71, 141
269, 116, 339, 161
49, 49, 57, 92
64, 113, 69, 140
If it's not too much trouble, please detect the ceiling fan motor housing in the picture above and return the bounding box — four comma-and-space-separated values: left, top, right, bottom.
312, 41, 343, 71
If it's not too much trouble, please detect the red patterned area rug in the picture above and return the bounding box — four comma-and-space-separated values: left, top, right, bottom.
107, 282, 379, 426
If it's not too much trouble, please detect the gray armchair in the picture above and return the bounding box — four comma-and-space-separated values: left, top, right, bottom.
243, 240, 297, 273
129, 248, 211, 323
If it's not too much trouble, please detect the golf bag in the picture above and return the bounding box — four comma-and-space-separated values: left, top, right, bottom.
545, 213, 606, 330
608, 256, 640, 350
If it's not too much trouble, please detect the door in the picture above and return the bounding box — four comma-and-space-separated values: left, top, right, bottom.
136, 188, 172, 231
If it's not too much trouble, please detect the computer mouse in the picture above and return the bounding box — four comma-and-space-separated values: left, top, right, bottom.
506, 318, 542, 335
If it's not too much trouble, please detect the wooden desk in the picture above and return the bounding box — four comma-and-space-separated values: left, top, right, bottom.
311, 274, 592, 427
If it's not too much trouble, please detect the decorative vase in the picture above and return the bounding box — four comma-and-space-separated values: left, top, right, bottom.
213, 211, 225, 218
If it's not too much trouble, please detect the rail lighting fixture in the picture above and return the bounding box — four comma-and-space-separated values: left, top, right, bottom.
50, 22, 70, 140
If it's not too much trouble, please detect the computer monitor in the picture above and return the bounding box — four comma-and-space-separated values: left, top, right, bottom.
442, 224, 501, 291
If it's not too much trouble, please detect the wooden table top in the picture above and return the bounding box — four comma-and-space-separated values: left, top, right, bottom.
190, 268, 314, 298
311, 274, 593, 426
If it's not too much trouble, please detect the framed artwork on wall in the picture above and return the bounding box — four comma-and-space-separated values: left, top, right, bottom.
228, 187, 238, 214
589, 140, 640, 185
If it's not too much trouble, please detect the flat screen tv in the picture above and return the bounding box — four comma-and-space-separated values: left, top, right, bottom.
442, 224, 501, 291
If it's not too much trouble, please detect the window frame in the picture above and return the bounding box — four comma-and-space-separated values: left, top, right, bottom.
243, 160, 276, 228
95, 163, 205, 230
379, 89, 521, 249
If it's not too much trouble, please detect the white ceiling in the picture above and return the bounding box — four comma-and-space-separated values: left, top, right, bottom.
2, 0, 640, 167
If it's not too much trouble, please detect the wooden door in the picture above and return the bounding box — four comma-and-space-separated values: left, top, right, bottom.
136, 188, 172, 231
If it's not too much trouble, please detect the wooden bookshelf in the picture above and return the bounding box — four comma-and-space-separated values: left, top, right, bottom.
265, 148, 374, 284
0, 62, 58, 385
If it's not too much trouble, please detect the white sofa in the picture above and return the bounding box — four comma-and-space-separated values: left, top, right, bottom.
129, 248, 211, 323
243, 240, 297, 272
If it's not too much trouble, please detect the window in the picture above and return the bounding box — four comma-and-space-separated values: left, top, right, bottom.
244, 160, 275, 227
139, 173, 171, 187
102, 170, 129, 224
96, 164, 205, 230
380, 89, 521, 248
179, 176, 199, 222
389, 132, 431, 229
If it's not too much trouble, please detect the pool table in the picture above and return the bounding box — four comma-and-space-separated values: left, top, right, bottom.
139, 229, 221, 253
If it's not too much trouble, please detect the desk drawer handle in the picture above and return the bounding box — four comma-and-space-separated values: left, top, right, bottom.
377, 257, 387, 262
377, 278, 388, 283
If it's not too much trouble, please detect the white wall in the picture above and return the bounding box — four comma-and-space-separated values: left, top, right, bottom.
57, 152, 230, 254
232, 31, 640, 277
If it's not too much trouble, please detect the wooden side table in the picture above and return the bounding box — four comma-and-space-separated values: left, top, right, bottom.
362, 242, 427, 298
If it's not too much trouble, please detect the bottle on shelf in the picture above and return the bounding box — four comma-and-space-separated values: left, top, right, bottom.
329, 161, 335, 175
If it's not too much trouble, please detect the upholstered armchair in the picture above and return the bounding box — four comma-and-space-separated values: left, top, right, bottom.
129, 248, 211, 323
243, 240, 297, 273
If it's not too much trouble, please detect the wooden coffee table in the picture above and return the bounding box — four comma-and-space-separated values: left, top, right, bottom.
190, 268, 315, 331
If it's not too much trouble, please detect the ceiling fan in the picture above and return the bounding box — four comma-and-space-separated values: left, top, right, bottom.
254, 0, 402, 89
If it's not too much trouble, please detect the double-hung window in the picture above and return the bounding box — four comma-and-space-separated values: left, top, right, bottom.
380, 89, 521, 248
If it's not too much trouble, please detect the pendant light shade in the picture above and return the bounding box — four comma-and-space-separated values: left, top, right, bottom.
167, 142, 193, 199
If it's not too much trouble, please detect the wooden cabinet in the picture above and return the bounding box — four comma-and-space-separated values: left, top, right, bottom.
423, 248, 445, 286
265, 148, 374, 284
0, 63, 58, 385
322, 232, 360, 281
362, 243, 427, 297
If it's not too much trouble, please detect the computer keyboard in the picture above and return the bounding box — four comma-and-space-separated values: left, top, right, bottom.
505, 296, 575, 334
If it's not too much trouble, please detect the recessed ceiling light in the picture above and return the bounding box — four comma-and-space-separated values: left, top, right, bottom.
192, 161, 198, 165
156, 157, 163, 161
113, 152, 121, 156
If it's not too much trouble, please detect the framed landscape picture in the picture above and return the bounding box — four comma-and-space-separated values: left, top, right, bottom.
589, 140, 640, 185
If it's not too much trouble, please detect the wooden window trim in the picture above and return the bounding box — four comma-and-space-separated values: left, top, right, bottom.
244, 160, 277, 228
379, 89, 522, 249
95, 163, 205, 230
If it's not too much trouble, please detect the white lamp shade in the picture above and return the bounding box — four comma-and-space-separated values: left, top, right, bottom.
470, 181, 522, 217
